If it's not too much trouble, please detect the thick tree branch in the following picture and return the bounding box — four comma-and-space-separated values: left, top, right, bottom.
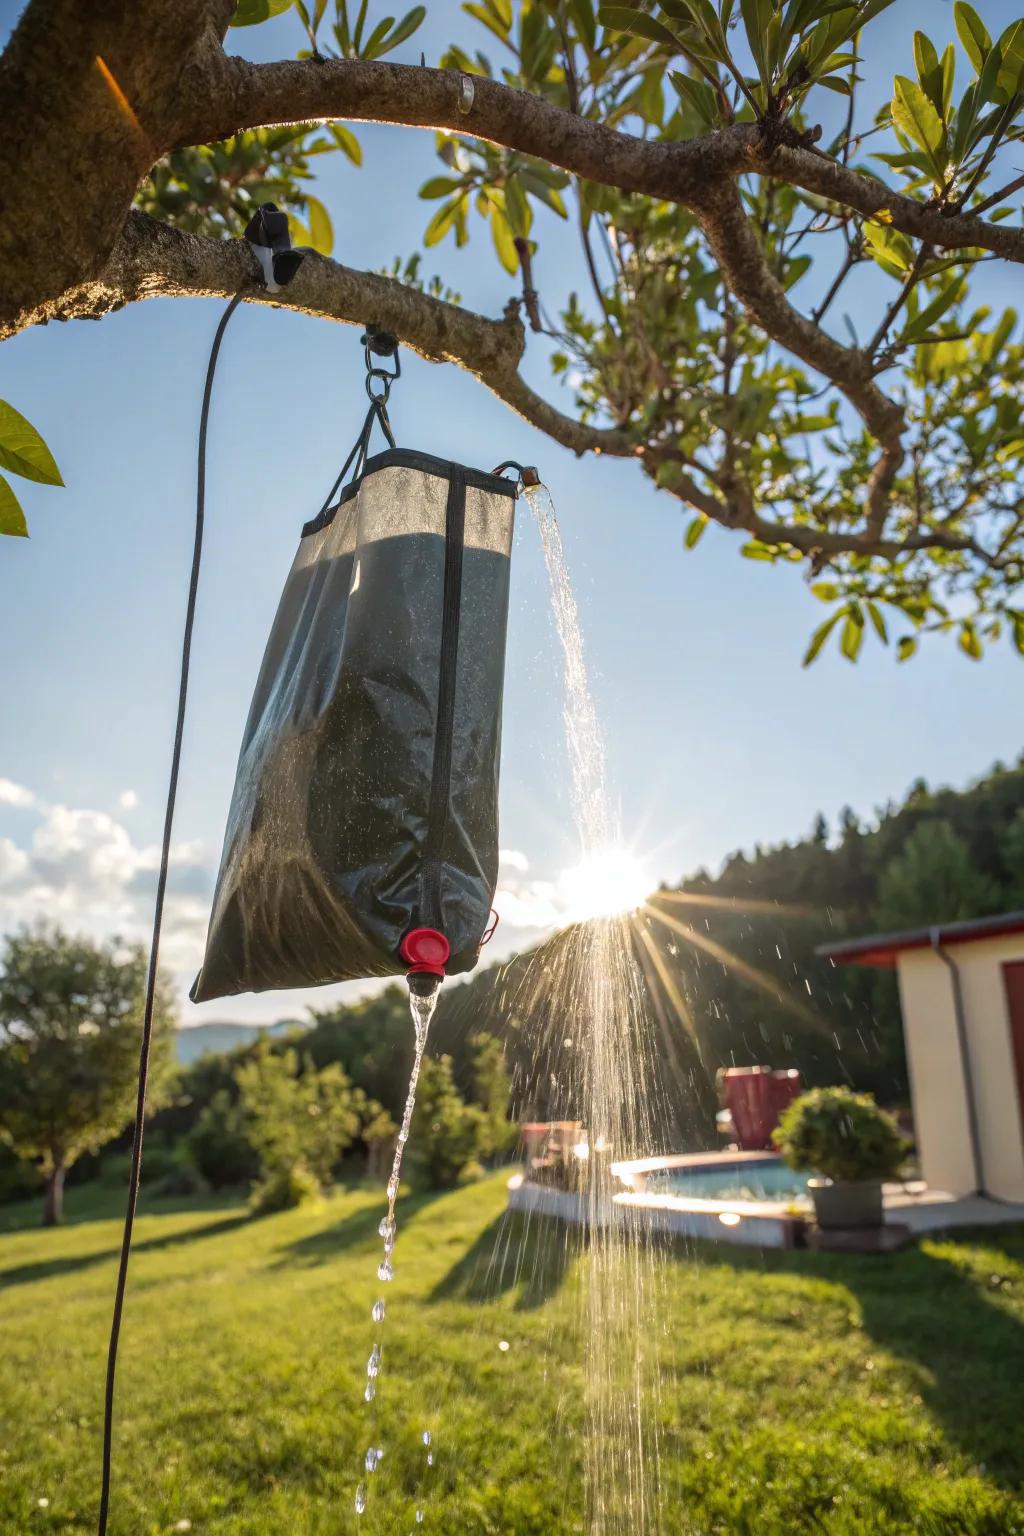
198, 57, 1024, 266
198, 54, 719, 205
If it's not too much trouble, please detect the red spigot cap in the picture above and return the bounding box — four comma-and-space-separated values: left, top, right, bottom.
399, 927, 450, 979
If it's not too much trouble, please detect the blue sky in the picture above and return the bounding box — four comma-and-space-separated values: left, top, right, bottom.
1, 0, 1022, 1023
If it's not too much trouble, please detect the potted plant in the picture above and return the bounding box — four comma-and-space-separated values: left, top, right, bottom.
773, 1086, 909, 1230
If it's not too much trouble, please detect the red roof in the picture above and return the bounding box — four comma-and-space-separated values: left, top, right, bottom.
818, 910, 1024, 969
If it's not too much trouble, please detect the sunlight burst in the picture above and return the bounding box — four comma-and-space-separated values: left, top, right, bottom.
559, 844, 651, 922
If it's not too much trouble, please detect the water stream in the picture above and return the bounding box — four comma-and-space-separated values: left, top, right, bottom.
355, 985, 438, 1521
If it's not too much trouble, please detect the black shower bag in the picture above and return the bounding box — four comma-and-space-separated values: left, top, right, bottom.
191, 448, 516, 1002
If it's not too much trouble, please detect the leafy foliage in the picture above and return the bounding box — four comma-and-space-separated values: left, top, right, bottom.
875, 818, 1002, 930
0, 399, 63, 539
773, 1084, 909, 1182
0, 926, 175, 1222
235, 1041, 360, 1185
137, 127, 340, 252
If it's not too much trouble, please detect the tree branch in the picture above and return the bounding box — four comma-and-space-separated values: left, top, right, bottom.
198, 58, 1024, 265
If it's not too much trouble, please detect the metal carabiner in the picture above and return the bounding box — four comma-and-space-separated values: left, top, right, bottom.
361, 326, 400, 403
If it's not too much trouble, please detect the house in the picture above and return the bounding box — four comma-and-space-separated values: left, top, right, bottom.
820, 912, 1024, 1202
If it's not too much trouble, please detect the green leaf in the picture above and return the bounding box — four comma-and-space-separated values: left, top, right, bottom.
598, 7, 688, 51
896, 634, 918, 663
361, 16, 397, 57
891, 75, 945, 160
0, 474, 28, 537
840, 607, 864, 663
802, 609, 842, 667
958, 621, 983, 660
231, 0, 292, 24
504, 176, 532, 239
304, 195, 333, 254
866, 600, 888, 644
1010, 612, 1024, 656
740, 0, 773, 87
385, 4, 427, 50
684, 514, 708, 549
0, 400, 63, 487
490, 209, 520, 274
901, 275, 964, 343
810, 581, 840, 602
954, 1, 991, 73
419, 175, 465, 199
424, 197, 463, 247
996, 19, 1024, 98
328, 123, 363, 164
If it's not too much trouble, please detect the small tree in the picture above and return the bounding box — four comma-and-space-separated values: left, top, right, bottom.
234, 1043, 359, 1187
407, 1054, 486, 1191
0, 926, 175, 1224
875, 819, 1001, 931
468, 1033, 517, 1163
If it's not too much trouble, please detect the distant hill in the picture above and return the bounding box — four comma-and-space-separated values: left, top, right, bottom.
174, 1019, 303, 1064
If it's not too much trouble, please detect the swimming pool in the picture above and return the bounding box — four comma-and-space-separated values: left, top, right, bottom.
642, 1156, 811, 1203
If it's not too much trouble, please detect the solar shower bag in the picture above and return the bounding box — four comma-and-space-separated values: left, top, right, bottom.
191, 448, 516, 1002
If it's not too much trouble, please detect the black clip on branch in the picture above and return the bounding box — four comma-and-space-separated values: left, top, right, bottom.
244, 203, 306, 293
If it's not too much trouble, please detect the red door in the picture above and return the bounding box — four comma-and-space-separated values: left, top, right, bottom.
1001, 961, 1024, 1141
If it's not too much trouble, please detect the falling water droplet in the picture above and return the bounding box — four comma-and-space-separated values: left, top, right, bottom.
355, 1484, 367, 1515
378, 1217, 394, 1240
364, 1382, 375, 1403
367, 1344, 382, 1378
415, 1511, 424, 1524
371, 1299, 386, 1323
377, 1257, 394, 1282
386, 1174, 399, 1202
426, 1452, 434, 1467
421, 1430, 432, 1447
365, 1446, 384, 1474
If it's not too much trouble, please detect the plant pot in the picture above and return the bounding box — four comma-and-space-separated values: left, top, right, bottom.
808, 1178, 883, 1230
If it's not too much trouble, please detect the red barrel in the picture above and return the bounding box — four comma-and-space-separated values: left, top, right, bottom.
724, 1067, 802, 1150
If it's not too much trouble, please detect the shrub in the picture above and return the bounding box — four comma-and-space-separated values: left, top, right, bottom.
773, 1086, 909, 1184
248, 1159, 321, 1217
153, 1155, 210, 1199
188, 1090, 260, 1188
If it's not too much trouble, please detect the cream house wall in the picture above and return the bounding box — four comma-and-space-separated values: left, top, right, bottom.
896, 935, 1024, 1202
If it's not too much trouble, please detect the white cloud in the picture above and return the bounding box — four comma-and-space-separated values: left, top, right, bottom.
498, 848, 530, 873
0, 790, 214, 1005
119, 789, 139, 810
0, 837, 29, 886
0, 778, 35, 809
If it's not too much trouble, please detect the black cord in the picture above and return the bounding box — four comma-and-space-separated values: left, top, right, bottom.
97, 289, 246, 1536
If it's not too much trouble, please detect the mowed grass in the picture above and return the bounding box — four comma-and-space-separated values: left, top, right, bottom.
1, 1175, 1023, 1535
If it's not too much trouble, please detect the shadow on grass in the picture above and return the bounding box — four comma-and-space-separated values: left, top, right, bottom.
429, 1209, 576, 1311
0, 1210, 250, 1292
270, 1186, 449, 1270
702, 1224, 1024, 1488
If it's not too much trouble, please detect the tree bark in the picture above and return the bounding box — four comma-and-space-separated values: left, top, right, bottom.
42, 1162, 65, 1226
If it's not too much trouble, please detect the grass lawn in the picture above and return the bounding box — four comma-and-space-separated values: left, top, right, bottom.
1, 1173, 1023, 1534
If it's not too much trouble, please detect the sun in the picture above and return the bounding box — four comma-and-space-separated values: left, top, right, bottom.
558, 844, 651, 923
